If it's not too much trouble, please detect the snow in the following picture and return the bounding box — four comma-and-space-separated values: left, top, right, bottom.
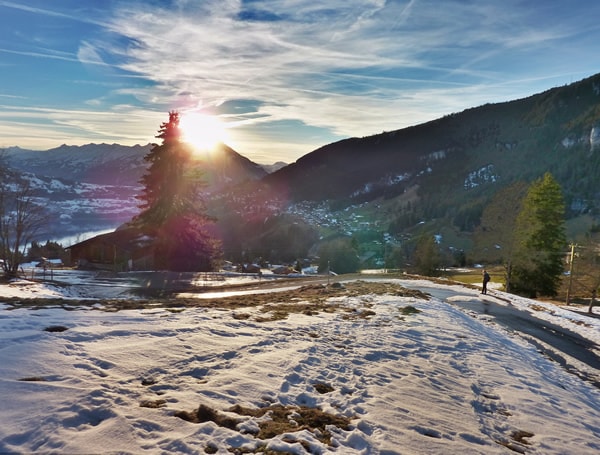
1, 274, 599, 454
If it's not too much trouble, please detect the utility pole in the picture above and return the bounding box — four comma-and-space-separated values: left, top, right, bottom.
566, 243, 576, 305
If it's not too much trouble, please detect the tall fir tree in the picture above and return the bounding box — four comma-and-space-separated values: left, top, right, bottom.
510, 172, 566, 297
134, 111, 221, 271
136, 111, 196, 225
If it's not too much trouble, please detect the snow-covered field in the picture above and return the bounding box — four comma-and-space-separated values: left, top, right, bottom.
0, 274, 599, 454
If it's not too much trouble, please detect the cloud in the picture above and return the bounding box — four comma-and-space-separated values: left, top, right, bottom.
4, 0, 599, 162
0, 47, 82, 64
0, 104, 162, 149
104, 2, 527, 135
77, 41, 108, 67
0, 0, 107, 26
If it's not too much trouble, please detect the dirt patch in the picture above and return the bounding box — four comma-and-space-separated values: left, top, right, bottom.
140, 399, 167, 409
174, 402, 352, 447
496, 429, 535, 453
400, 305, 421, 315
43, 325, 69, 332
2, 280, 429, 315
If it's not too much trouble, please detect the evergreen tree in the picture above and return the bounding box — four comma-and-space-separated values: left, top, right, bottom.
511, 173, 566, 297
317, 238, 360, 274
27, 240, 67, 263
136, 111, 198, 225
412, 234, 442, 277
134, 111, 221, 271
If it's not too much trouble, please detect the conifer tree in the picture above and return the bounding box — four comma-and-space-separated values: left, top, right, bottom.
134, 111, 221, 271
412, 234, 442, 277
317, 238, 360, 274
136, 111, 197, 225
510, 173, 566, 297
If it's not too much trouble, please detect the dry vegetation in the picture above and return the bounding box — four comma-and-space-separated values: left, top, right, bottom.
174, 402, 353, 449
2, 280, 429, 316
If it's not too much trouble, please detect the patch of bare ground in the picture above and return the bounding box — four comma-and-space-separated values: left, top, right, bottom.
399, 305, 421, 315
174, 402, 352, 449
1, 280, 429, 315
496, 429, 535, 453
139, 399, 167, 409
43, 325, 69, 332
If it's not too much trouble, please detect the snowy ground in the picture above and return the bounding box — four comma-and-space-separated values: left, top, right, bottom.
0, 273, 599, 454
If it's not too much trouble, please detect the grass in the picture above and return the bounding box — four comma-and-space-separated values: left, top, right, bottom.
2, 280, 429, 315
175, 402, 353, 447
139, 399, 166, 409
444, 266, 505, 288
399, 305, 421, 315
496, 429, 535, 453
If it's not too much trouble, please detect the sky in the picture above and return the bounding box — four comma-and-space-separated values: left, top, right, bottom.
0, 1, 599, 164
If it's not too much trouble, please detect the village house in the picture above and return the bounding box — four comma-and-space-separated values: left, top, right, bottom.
67, 228, 154, 271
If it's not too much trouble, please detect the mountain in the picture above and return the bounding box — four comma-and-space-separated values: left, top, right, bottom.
193, 142, 267, 191
264, 73, 600, 226
0, 142, 269, 243
3, 142, 268, 190
4, 73, 600, 262
260, 161, 288, 174
3, 143, 152, 185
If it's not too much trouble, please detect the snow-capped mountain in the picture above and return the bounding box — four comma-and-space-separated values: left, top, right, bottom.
3, 143, 152, 185
0, 142, 271, 244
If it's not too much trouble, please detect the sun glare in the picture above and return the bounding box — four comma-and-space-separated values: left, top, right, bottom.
179, 112, 229, 153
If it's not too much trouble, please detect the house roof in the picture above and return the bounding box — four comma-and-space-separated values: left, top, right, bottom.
66, 227, 152, 252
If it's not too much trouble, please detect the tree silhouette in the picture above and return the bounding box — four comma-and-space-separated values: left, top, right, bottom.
137, 111, 198, 225
0, 179, 47, 278
134, 111, 221, 271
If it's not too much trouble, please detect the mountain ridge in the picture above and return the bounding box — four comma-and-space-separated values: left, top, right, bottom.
3, 72, 600, 263
2, 141, 278, 187
264, 72, 600, 220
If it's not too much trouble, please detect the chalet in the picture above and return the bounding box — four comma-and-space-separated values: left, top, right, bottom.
66, 228, 155, 271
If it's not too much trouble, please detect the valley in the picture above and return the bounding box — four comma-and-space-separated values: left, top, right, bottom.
2, 73, 600, 280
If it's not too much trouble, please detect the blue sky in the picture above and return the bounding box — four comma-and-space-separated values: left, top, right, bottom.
1, 0, 599, 164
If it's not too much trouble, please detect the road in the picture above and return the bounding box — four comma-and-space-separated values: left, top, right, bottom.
402, 283, 600, 388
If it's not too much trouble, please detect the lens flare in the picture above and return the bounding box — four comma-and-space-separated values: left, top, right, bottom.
179, 112, 229, 152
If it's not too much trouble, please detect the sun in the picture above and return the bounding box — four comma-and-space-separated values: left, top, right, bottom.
179, 112, 229, 152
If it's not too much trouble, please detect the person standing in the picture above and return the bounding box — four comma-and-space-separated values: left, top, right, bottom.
482, 269, 490, 294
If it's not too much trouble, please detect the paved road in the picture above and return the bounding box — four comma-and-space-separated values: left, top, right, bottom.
402, 283, 600, 388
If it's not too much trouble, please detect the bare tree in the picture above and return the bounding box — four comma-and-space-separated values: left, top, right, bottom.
0, 176, 48, 279
569, 235, 600, 314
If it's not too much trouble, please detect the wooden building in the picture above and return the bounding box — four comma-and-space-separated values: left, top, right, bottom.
67, 228, 154, 271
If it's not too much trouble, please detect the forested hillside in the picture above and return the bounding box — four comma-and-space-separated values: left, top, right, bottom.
264, 73, 600, 232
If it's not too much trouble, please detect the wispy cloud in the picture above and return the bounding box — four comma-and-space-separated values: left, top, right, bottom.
1, 0, 599, 161
0, 0, 107, 26
0, 47, 82, 64
101, 0, 598, 160
0, 104, 162, 149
